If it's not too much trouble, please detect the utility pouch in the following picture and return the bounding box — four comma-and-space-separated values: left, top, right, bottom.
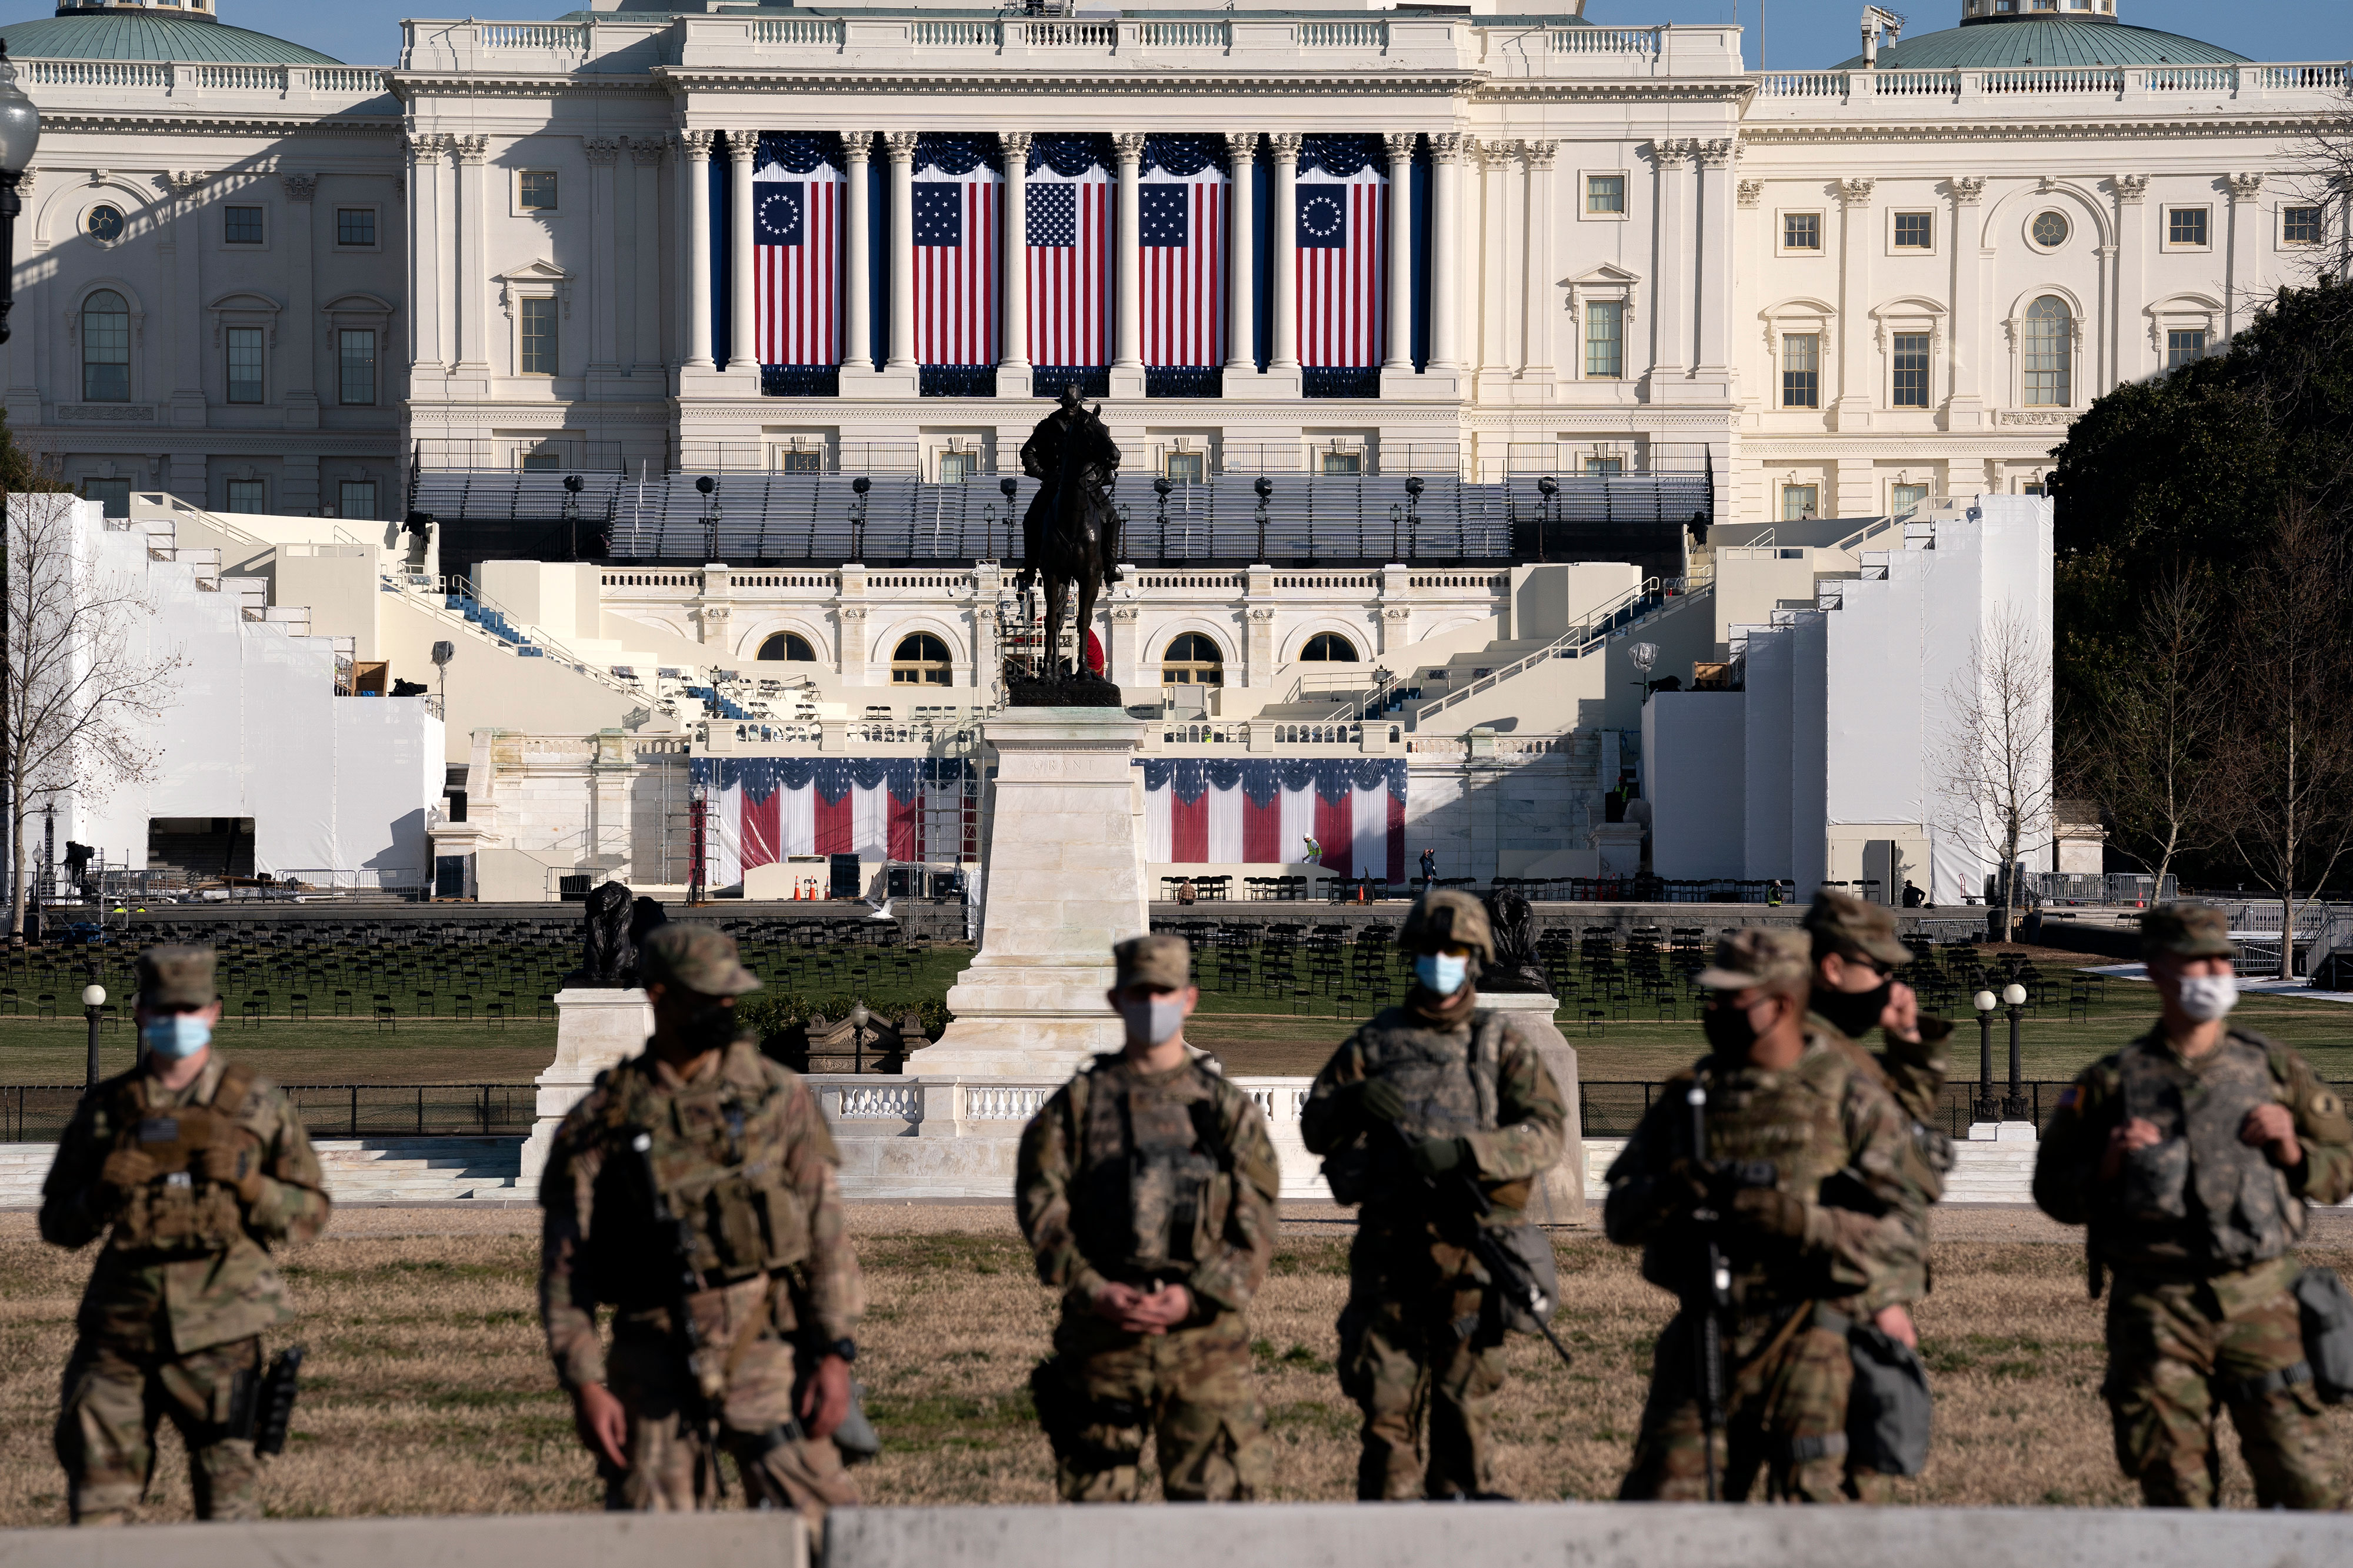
1487, 1223, 1561, 1334
1844, 1323, 1934, 1476
130, 1106, 224, 1176
2294, 1266, 2353, 1405
224, 1363, 261, 1442
1320, 1143, 1372, 1207
2117, 1063, 2190, 1224
831, 1380, 883, 1465
252, 1346, 305, 1456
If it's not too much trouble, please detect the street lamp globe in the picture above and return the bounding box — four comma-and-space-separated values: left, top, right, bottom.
0, 44, 40, 176
81, 984, 105, 1008
1972, 990, 1997, 1012
2001, 983, 2028, 1007
848, 1001, 871, 1030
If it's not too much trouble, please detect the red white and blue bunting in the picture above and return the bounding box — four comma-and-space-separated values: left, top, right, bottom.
1138, 759, 1405, 880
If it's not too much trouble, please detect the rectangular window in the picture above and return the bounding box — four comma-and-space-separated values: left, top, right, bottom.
335, 208, 376, 248
776, 450, 822, 473
1781, 484, 1820, 522
2167, 207, 2209, 248
519, 296, 558, 375
82, 479, 131, 519
1585, 175, 1625, 215
938, 451, 973, 483
338, 329, 377, 406
1891, 332, 1931, 408
1585, 301, 1625, 379
1583, 456, 1624, 476
1320, 452, 1362, 476
1164, 452, 1206, 483
521, 452, 562, 472
339, 481, 378, 521
225, 479, 266, 515
225, 326, 265, 405
1892, 211, 1933, 250
2282, 206, 2322, 246
224, 205, 264, 246
518, 172, 559, 212
1782, 212, 1822, 251
1781, 333, 1820, 409
2167, 329, 2208, 369
1890, 482, 1929, 518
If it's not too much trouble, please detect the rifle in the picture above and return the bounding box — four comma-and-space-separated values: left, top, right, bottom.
1394, 1122, 1578, 1373
1682, 1080, 1777, 1503
629, 1130, 729, 1501
252, 1345, 305, 1456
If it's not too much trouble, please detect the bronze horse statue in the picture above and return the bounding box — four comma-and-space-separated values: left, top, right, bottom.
1016, 386, 1121, 682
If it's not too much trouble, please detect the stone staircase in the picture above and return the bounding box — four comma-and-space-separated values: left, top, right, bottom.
0, 1137, 529, 1209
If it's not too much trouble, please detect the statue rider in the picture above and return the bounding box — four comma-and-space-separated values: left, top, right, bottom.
1016, 385, 1121, 593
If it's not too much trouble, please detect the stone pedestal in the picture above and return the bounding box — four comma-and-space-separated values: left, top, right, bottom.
903, 708, 1149, 1077
1481, 990, 1587, 1227
1588, 822, 1644, 879
518, 986, 654, 1188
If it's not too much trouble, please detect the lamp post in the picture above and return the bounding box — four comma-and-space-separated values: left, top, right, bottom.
847, 1000, 871, 1075
1536, 474, 1558, 561
1628, 640, 1659, 705
1971, 987, 1998, 1125
0, 41, 40, 949
686, 769, 708, 906
2001, 980, 2029, 1120
82, 980, 105, 1089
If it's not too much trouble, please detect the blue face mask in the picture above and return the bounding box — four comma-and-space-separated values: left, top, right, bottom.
1414, 952, 1469, 997
141, 1014, 212, 1060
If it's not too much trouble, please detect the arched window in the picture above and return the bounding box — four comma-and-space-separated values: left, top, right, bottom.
2023, 295, 2072, 408
1299, 632, 1360, 662
759, 631, 816, 662
82, 290, 131, 402
1161, 632, 1224, 688
890, 632, 953, 685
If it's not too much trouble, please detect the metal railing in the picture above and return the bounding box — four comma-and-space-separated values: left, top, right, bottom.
1417, 576, 1683, 725
0, 1083, 534, 1143
2021, 872, 2179, 906
1580, 1079, 2353, 1141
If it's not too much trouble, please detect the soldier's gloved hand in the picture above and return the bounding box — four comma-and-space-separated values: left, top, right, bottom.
1727, 1186, 1809, 1242
199, 1145, 266, 1206
1661, 1156, 1713, 1210
1410, 1136, 1468, 1178
1358, 1078, 1408, 1126
98, 1147, 157, 1198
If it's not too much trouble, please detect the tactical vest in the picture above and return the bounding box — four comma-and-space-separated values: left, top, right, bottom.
105, 1062, 265, 1253
588, 1049, 813, 1304
1066, 1059, 1234, 1283
1347, 1010, 1506, 1208
2113, 1035, 2299, 1270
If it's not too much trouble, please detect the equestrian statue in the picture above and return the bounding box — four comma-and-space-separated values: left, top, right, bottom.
1011, 385, 1122, 700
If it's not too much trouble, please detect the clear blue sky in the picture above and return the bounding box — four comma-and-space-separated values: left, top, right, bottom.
0, 0, 2346, 73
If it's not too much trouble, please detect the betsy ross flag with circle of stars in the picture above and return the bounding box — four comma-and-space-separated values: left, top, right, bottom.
1295, 161, 1385, 369
753, 138, 842, 367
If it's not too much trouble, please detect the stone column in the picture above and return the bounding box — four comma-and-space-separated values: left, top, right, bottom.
727, 132, 760, 375
586, 138, 624, 385
1521, 140, 1558, 395
1111, 132, 1146, 398
2113, 174, 2149, 383
839, 132, 879, 388
1830, 176, 1874, 430
682, 131, 716, 371
1646, 139, 1691, 396
1427, 133, 1464, 396
1223, 131, 1257, 383
838, 603, 870, 685
1692, 138, 1737, 396
1265, 133, 1302, 395
1945, 175, 1986, 429
885, 133, 919, 375
1108, 603, 1141, 686
1473, 139, 1514, 404
405, 135, 447, 378
281, 174, 319, 429
2225, 172, 2265, 340
998, 131, 1032, 398
519, 989, 655, 1187
1382, 132, 1415, 375
162, 171, 206, 428
631, 139, 664, 375
452, 136, 489, 381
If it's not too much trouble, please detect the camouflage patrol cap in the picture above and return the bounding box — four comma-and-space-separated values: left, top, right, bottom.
1696, 928, 1812, 997
1114, 933, 1192, 990
1803, 887, 1915, 968
137, 945, 218, 1009
2141, 902, 2234, 961
1397, 889, 1494, 962
638, 923, 763, 997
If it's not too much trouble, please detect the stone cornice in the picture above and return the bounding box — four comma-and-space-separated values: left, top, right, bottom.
1739, 114, 2331, 144
39, 112, 401, 138
652, 66, 1489, 97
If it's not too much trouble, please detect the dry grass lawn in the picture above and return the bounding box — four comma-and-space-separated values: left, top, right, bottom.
1, 1206, 2347, 1522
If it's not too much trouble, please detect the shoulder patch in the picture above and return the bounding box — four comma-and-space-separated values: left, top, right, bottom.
2313, 1089, 2343, 1121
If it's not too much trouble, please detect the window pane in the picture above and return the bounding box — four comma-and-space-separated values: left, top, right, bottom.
1782, 212, 1821, 249
1586, 175, 1624, 214
1894, 212, 1932, 249
520, 298, 558, 375
1321, 453, 1361, 475
1584, 456, 1623, 475
1781, 333, 1819, 409
519, 172, 558, 211
1891, 332, 1930, 408
339, 481, 378, 521
522, 452, 562, 472
778, 451, 822, 472
939, 452, 971, 483
1165, 452, 1205, 482
336, 208, 376, 246
2167, 329, 2208, 370
1891, 482, 1929, 517
82, 291, 131, 402
2283, 206, 2322, 245
225, 326, 264, 404
83, 479, 131, 518
2024, 295, 2071, 406
1781, 485, 1819, 522
225, 480, 266, 515
1585, 301, 1624, 379
339, 329, 377, 406
224, 206, 264, 245
2168, 208, 2208, 246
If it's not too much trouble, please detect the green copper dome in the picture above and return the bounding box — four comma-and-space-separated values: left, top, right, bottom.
0, 11, 344, 66
1834, 18, 2247, 69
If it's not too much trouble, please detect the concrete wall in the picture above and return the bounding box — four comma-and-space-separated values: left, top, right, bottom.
1644, 692, 1744, 879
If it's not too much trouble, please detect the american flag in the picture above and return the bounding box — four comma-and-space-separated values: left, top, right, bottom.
755, 139, 840, 367
1141, 164, 1224, 368
1025, 164, 1109, 369
1297, 166, 1386, 369
914, 162, 999, 367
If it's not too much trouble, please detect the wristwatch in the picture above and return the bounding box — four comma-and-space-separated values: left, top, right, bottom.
826, 1337, 857, 1363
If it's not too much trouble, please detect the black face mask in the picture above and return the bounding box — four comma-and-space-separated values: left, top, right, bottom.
682, 1001, 740, 1052
1811, 980, 1891, 1039
1702, 1000, 1763, 1057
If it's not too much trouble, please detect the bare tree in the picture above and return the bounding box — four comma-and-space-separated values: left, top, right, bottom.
5, 492, 182, 936
2077, 573, 2229, 894
2281, 81, 2353, 287
1941, 605, 2056, 943
2215, 502, 2353, 979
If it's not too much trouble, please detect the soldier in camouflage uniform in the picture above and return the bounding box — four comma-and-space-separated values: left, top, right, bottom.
538, 923, 864, 1534
1606, 928, 1917, 1503
2034, 902, 2353, 1509
39, 945, 332, 1524
1016, 933, 1280, 1502
1801, 889, 1954, 1499
1300, 890, 1568, 1500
